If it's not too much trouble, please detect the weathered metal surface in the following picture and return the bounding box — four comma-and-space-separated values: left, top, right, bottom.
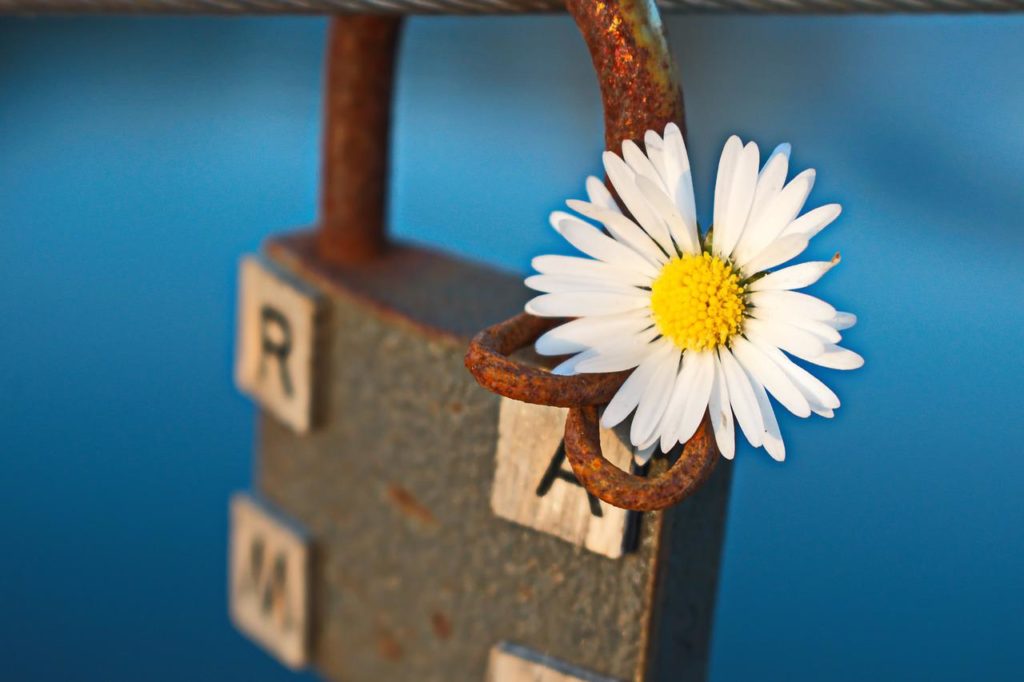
3, 0, 1021, 14
465, 313, 629, 408
563, 407, 718, 512
566, 0, 686, 152
262, 241, 652, 679
318, 15, 401, 265
266, 230, 529, 342
645, 452, 732, 682
255, 237, 732, 681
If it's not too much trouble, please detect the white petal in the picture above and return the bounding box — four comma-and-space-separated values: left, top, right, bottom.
804, 344, 865, 370
709, 358, 735, 459
718, 347, 765, 448
636, 430, 661, 451
733, 169, 815, 265
600, 338, 673, 428
618, 176, 675, 256
531, 254, 652, 287
738, 234, 809, 274
551, 350, 594, 375
660, 123, 698, 233
534, 311, 652, 356
574, 347, 652, 374
742, 317, 826, 360
525, 291, 649, 318
744, 147, 790, 235
746, 332, 840, 411
633, 442, 657, 466
567, 199, 666, 265
672, 350, 716, 445
622, 139, 667, 193
524, 274, 643, 295
643, 129, 667, 182
831, 312, 858, 330
745, 370, 786, 461
759, 314, 842, 344
712, 135, 743, 257
601, 373, 653, 430
557, 217, 661, 278
781, 203, 842, 240
716, 140, 760, 259
731, 336, 811, 418
574, 331, 662, 373
749, 306, 844, 344
585, 176, 621, 214
748, 290, 837, 321
748, 253, 841, 291
603, 152, 671, 253
630, 344, 682, 446
549, 210, 586, 234
635, 175, 699, 255
655, 350, 702, 453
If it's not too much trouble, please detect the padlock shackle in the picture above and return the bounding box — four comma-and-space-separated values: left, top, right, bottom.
318, 16, 402, 265
316, 5, 685, 265
567, 0, 686, 152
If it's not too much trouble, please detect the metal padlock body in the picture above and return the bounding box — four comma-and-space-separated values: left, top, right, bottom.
244, 4, 733, 680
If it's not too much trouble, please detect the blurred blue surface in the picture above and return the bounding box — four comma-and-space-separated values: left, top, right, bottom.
1, 14, 1022, 682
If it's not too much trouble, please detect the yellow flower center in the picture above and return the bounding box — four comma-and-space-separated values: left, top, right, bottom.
649, 252, 746, 352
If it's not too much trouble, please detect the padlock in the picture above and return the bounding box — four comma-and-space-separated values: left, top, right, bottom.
230, 3, 732, 681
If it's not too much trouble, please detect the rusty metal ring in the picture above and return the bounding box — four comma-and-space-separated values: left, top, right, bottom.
563, 406, 719, 511
463, 0, 720, 511
464, 312, 629, 407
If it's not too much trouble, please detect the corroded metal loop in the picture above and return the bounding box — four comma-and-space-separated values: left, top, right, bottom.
567, 0, 686, 151
564, 406, 719, 512
464, 313, 629, 407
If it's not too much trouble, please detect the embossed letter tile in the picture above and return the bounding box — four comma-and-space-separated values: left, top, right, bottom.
235, 255, 323, 433
490, 398, 638, 559
229, 493, 310, 669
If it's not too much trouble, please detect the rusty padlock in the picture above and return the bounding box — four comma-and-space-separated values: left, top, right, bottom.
230, 3, 732, 681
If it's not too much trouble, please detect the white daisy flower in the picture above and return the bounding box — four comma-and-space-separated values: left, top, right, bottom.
525, 124, 863, 464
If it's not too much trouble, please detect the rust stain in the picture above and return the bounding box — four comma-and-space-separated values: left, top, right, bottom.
430, 611, 453, 640
375, 628, 403, 661
386, 484, 438, 526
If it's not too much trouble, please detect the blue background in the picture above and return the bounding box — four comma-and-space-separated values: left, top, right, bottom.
1, 14, 1022, 681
